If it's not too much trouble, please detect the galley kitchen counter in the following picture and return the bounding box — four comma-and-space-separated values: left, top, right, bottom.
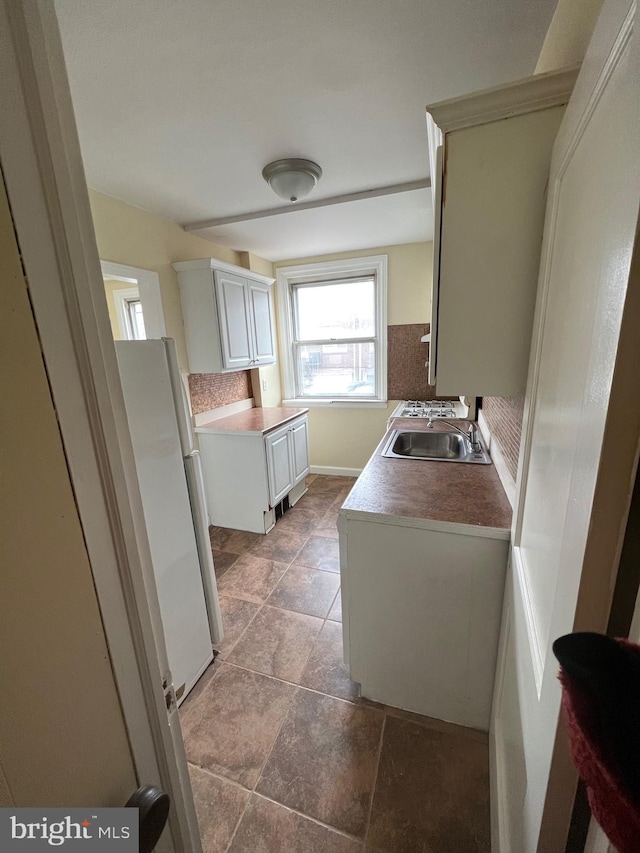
195, 406, 309, 436
341, 417, 512, 537
339, 418, 512, 730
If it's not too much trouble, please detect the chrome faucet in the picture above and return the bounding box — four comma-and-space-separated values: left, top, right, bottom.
467, 422, 482, 453
426, 418, 482, 454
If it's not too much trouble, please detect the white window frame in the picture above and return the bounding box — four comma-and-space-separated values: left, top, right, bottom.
112, 286, 143, 340
277, 255, 388, 407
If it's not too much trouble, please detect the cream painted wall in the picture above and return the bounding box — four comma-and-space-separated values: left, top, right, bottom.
91, 191, 431, 468
90, 189, 242, 371
0, 177, 137, 806
274, 242, 433, 470
535, 0, 603, 73
275, 242, 432, 325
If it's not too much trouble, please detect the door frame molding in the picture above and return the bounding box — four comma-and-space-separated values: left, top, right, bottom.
0, 2, 200, 850
511, 0, 637, 701
101, 260, 167, 340
491, 0, 640, 849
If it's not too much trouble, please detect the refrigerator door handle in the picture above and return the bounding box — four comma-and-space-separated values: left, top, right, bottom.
184, 449, 224, 645
163, 337, 196, 456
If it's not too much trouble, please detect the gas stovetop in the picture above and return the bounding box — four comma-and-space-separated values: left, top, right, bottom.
391, 400, 468, 419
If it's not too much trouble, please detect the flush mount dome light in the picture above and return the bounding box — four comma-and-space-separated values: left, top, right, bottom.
262, 158, 322, 203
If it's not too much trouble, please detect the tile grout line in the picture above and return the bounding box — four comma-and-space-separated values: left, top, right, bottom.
363, 713, 387, 849
215, 596, 263, 660
223, 789, 249, 853
216, 659, 383, 715
248, 681, 300, 799
250, 790, 368, 845
200, 480, 355, 849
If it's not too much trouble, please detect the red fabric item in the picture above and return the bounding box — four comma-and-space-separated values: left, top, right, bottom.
560, 661, 640, 853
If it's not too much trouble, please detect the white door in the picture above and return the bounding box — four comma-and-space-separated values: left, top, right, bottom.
266, 425, 294, 505
0, 3, 202, 850
491, 1, 640, 850
0, 163, 139, 809
290, 417, 310, 485
248, 280, 275, 364
214, 270, 252, 368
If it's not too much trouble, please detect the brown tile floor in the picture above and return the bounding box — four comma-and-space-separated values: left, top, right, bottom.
180, 474, 490, 853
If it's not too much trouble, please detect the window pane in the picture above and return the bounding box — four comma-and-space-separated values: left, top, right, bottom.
127, 299, 146, 340
295, 279, 375, 340
298, 342, 376, 397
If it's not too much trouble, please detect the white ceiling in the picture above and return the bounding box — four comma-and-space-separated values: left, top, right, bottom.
55, 0, 556, 260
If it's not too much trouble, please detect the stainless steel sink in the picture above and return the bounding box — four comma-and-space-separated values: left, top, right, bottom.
381, 429, 491, 464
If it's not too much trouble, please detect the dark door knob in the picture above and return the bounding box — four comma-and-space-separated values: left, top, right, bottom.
126, 785, 170, 853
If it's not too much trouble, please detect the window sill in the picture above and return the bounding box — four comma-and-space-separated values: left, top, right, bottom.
283, 398, 389, 408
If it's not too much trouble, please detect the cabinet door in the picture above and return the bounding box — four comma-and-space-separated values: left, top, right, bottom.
290, 417, 310, 485
265, 425, 293, 506
214, 270, 252, 369
248, 280, 275, 365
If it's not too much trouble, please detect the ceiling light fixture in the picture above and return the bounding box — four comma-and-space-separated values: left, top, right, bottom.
262, 158, 322, 203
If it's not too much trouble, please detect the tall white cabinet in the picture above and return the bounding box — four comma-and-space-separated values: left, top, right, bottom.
426, 68, 578, 397
174, 258, 276, 374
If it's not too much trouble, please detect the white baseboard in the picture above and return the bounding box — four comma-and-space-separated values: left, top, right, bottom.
309, 465, 361, 478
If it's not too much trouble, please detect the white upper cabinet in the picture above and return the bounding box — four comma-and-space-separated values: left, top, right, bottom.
247, 279, 276, 363
426, 68, 578, 397
214, 270, 253, 368
174, 258, 276, 373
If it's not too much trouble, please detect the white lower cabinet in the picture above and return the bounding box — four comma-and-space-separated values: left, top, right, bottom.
265, 417, 310, 505
266, 424, 295, 505
338, 514, 509, 731
199, 415, 309, 534
290, 417, 310, 486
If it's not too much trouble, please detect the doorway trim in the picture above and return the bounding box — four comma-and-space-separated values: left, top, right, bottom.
0, 2, 200, 851
101, 260, 167, 339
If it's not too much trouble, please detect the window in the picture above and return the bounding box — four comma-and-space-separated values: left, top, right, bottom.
124, 297, 146, 340
110, 285, 147, 341
277, 255, 387, 404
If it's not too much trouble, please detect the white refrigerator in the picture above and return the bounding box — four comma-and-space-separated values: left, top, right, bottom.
115, 338, 223, 704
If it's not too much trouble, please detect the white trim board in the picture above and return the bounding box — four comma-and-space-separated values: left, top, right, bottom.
426, 66, 579, 133
172, 256, 274, 286
512, 545, 544, 696
185, 180, 431, 231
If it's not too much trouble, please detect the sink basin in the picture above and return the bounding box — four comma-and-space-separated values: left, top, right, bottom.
381, 429, 491, 464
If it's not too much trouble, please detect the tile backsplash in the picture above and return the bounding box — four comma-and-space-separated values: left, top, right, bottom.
188, 371, 253, 415
387, 324, 438, 401
480, 396, 525, 481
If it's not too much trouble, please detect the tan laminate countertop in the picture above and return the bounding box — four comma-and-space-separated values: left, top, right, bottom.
341, 418, 512, 535
195, 406, 309, 436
